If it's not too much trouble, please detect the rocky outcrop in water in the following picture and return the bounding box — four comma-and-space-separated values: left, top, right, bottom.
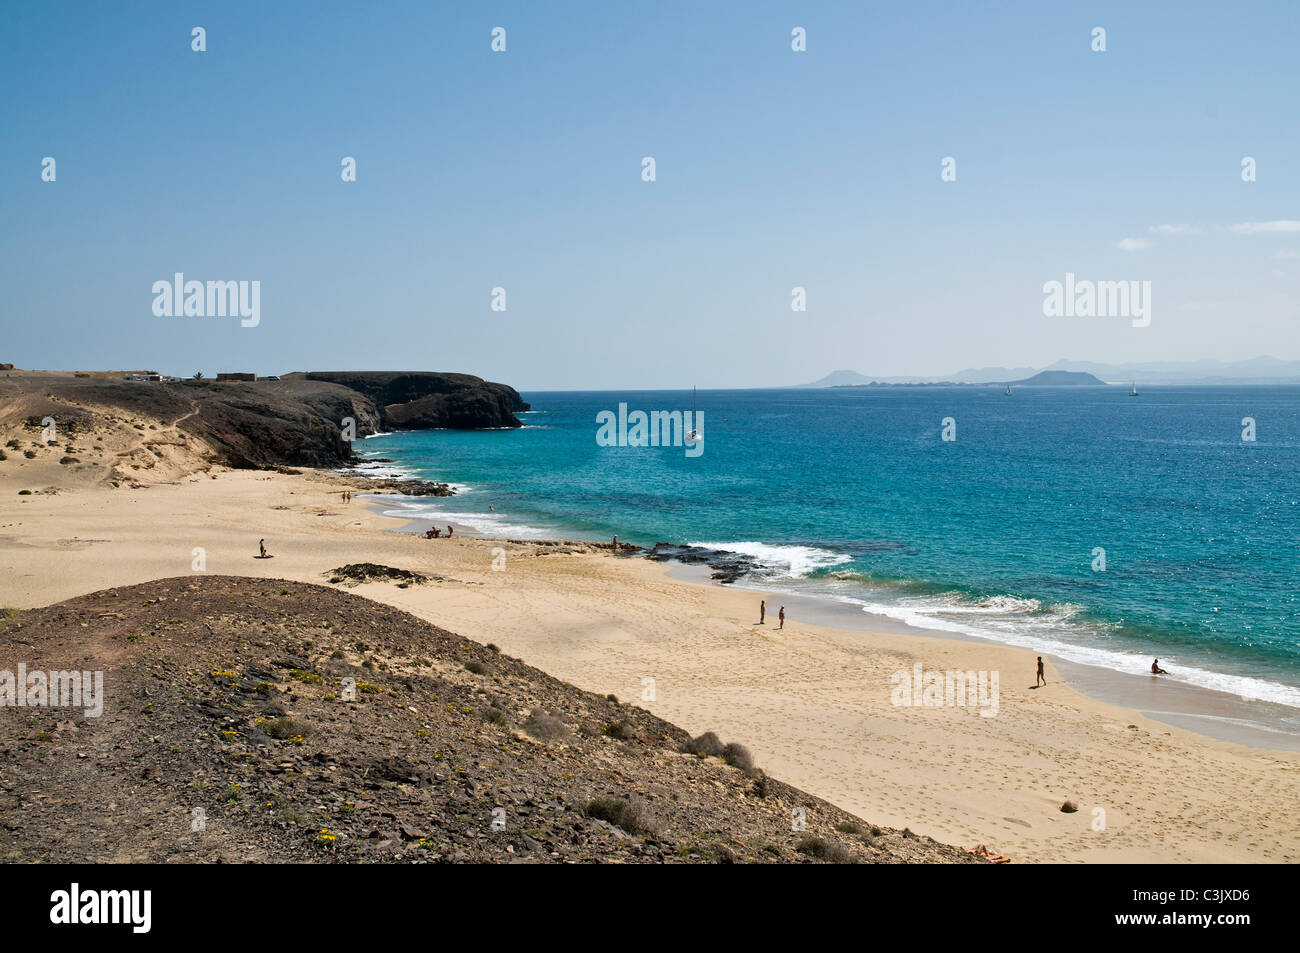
644, 543, 764, 584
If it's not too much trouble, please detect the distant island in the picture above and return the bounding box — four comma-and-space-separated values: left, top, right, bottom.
801, 357, 1300, 388
830, 370, 1106, 389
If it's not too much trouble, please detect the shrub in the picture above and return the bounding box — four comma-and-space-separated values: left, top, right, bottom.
795, 836, 854, 863
262, 716, 312, 740
522, 709, 568, 741
1060, 800, 1078, 813
602, 720, 631, 740
584, 796, 657, 836
482, 706, 507, 725
721, 742, 754, 771
683, 731, 725, 757
464, 661, 485, 675
835, 820, 864, 836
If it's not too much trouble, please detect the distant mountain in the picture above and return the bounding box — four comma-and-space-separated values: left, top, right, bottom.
1041, 357, 1300, 384
797, 369, 879, 388
799, 357, 1300, 388
1005, 370, 1106, 386
948, 365, 1040, 384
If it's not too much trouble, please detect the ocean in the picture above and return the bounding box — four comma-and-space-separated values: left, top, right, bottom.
355, 385, 1300, 716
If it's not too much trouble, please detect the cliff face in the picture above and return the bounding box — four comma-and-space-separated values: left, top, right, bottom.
0, 374, 376, 475
296, 372, 529, 430
0, 369, 528, 478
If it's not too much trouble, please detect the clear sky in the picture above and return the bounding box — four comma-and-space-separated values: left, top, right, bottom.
2, 1, 1297, 389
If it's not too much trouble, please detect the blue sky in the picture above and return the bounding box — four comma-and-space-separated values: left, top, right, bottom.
2, 1, 1297, 389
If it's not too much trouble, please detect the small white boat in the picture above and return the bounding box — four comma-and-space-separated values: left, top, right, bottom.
1130, 382, 1139, 397
686, 386, 700, 442
1004, 385, 1012, 396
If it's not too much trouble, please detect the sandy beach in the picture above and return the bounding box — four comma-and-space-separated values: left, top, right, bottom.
2, 454, 1297, 865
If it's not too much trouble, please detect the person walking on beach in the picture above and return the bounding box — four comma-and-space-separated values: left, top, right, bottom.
778, 606, 785, 629
447, 525, 454, 538
1151, 658, 1168, 675
759, 600, 766, 625
1036, 656, 1046, 687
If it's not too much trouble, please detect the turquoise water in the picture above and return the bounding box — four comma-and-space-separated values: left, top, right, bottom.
358, 386, 1300, 712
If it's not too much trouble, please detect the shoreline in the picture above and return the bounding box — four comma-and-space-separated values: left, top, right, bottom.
2, 465, 1297, 862
350, 438, 1300, 718
706, 568, 1300, 752
374, 494, 1300, 753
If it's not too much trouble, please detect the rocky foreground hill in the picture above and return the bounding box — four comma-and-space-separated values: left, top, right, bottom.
0, 577, 980, 864
0, 369, 529, 477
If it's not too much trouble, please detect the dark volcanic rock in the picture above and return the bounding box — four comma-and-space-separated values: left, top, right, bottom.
327, 563, 432, 587
336, 477, 455, 497
644, 543, 764, 584
0, 374, 376, 471
0, 370, 531, 474
296, 372, 529, 430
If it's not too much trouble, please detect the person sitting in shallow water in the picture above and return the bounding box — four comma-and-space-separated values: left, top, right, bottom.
1151, 658, 1168, 675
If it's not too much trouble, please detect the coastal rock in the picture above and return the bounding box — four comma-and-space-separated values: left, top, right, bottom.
297, 371, 529, 430
644, 543, 764, 584
335, 477, 455, 497
0, 370, 531, 478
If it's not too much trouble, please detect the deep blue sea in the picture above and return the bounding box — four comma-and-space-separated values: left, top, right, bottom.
357, 386, 1300, 710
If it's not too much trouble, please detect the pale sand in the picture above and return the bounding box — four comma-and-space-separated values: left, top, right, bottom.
2, 463, 1297, 864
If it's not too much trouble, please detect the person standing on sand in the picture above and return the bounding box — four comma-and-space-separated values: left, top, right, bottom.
447, 525, 453, 538
1036, 656, 1046, 687
778, 606, 785, 629
759, 600, 766, 624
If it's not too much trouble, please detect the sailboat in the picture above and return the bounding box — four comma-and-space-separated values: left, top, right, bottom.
685, 386, 700, 443
1130, 381, 1139, 397
1004, 384, 1012, 396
